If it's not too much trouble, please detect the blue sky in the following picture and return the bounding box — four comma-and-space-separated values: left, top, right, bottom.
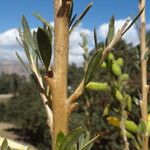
0, 0, 150, 32
0, 0, 150, 65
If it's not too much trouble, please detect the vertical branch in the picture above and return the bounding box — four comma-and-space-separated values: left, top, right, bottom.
50, 0, 71, 149
139, 0, 149, 149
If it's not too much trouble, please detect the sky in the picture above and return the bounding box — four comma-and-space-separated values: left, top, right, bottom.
0, 0, 150, 65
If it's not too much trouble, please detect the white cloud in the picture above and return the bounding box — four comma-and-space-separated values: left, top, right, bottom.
0, 28, 19, 49
147, 24, 150, 31
0, 48, 25, 61
98, 19, 139, 46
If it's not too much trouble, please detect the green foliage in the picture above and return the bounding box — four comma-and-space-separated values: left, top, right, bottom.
1, 139, 9, 150
84, 49, 103, 86
0, 73, 21, 94
56, 127, 99, 150
0, 138, 30, 150
105, 16, 115, 46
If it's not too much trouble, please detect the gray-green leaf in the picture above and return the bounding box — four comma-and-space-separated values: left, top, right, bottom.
59, 127, 84, 150
84, 49, 103, 86
33, 12, 54, 31
56, 131, 65, 150
105, 16, 115, 46
1, 139, 8, 150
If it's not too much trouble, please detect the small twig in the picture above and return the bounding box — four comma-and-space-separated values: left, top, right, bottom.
66, 80, 84, 104
40, 93, 53, 132
120, 104, 129, 150
30, 55, 53, 133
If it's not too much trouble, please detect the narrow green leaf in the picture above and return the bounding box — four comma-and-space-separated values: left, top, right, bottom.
1, 139, 8, 150
84, 49, 103, 86
81, 134, 99, 150
46, 27, 53, 43
18, 27, 23, 38
37, 28, 52, 70
22, 40, 31, 62
79, 135, 85, 150
33, 31, 42, 62
22, 15, 36, 51
105, 16, 115, 46
70, 2, 93, 33
138, 120, 146, 134
94, 28, 98, 51
83, 131, 90, 145
16, 52, 30, 73
59, 127, 84, 150
69, 1, 74, 21
33, 12, 54, 31
69, 14, 77, 27
122, 7, 145, 35
56, 132, 65, 150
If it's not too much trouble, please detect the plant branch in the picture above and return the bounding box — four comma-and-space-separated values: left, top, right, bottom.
67, 80, 84, 104
139, 0, 149, 150
120, 104, 129, 150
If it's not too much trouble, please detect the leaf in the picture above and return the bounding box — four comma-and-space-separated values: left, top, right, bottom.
94, 28, 98, 51
45, 26, 53, 43
37, 27, 52, 70
33, 12, 54, 31
1, 139, 8, 150
70, 14, 77, 28
105, 16, 115, 46
69, 1, 74, 22
59, 126, 84, 150
22, 40, 31, 62
56, 132, 65, 150
70, 2, 93, 33
122, 7, 145, 35
133, 97, 139, 106
16, 52, 30, 73
78, 135, 85, 150
22, 15, 36, 52
84, 49, 103, 86
138, 120, 146, 134
33, 31, 41, 61
103, 104, 110, 116
81, 134, 99, 150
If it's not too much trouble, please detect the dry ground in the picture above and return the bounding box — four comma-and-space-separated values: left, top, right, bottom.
0, 94, 37, 150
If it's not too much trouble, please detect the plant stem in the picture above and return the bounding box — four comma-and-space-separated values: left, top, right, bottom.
139, 0, 149, 149
51, 0, 71, 149
120, 103, 129, 150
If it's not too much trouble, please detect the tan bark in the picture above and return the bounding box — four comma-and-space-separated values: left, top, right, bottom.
50, 0, 71, 149
139, 0, 149, 150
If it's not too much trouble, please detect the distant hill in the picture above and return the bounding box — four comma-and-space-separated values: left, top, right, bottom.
0, 60, 28, 76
